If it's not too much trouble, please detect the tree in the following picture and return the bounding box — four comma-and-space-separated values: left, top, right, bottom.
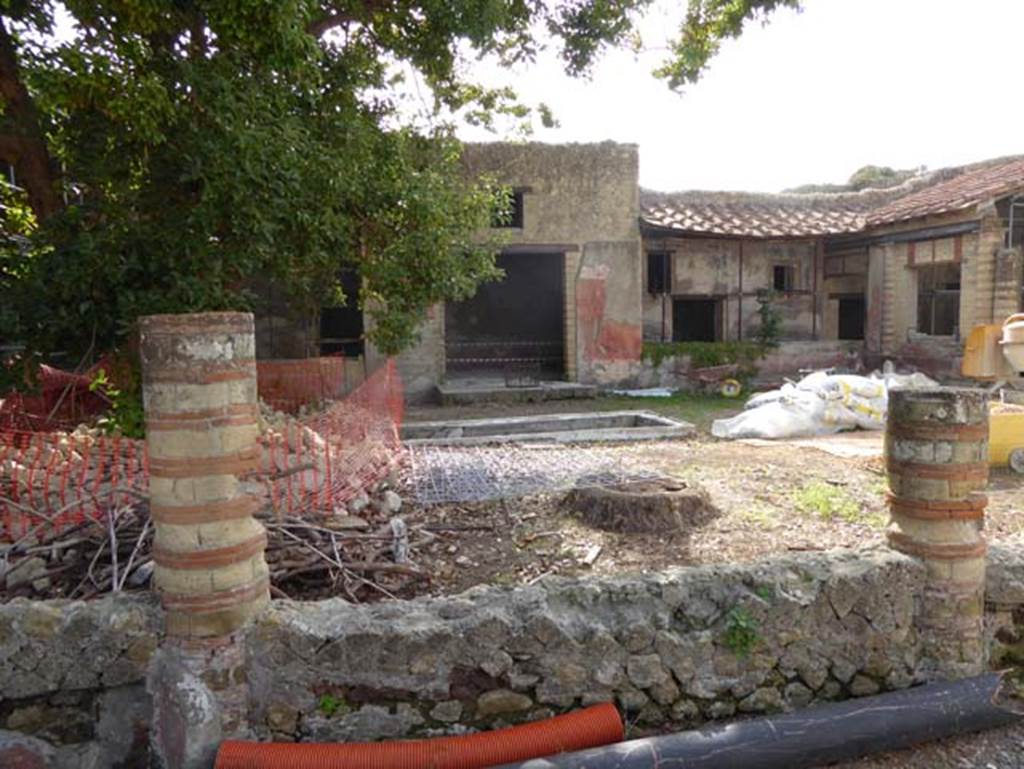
0, 0, 799, 371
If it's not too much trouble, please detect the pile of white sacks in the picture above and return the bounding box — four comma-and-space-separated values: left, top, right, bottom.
711, 367, 938, 440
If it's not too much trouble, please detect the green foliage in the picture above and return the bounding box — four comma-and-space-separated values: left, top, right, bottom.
847, 165, 921, 191
317, 693, 349, 718
657, 0, 803, 89
87, 367, 145, 439
792, 481, 870, 525
1, 1, 803, 373
754, 290, 782, 349
722, 606, 759, 658
642, 340, 765, 369
754, 585, 774, 602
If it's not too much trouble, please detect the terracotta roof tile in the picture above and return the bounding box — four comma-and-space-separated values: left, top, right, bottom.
640, 192, 870, 238
865, 156, 1024, 226
641, 155, 1024, 238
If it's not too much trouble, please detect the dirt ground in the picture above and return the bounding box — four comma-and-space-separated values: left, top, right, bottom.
397, 421, 1024, 599
398, 395, 1024, 768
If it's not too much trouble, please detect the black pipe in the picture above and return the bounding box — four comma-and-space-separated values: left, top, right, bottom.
496, 674, 1020, 769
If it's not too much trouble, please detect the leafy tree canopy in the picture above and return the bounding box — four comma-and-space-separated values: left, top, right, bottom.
0, 0, 798, 371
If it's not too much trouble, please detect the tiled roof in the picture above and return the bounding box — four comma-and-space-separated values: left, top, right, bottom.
640, 191, 875, 238
642, 155, 1024, 238
866, 156, 1024, 226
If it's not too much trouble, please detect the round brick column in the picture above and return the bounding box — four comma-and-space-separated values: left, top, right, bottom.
140, 312, 269, 638
886, 387, 989, 680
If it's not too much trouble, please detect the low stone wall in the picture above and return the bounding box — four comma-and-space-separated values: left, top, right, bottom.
3, 542, 1024, 763
0, 595, 161, 768
636, 340, 862, 390
249, 548, 923, 741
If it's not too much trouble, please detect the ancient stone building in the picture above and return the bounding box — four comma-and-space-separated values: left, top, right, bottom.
256, 146, 1024, 400
640, 156, 1024, 378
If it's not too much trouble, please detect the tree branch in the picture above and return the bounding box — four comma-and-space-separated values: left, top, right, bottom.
0, 16, 61, 221
306, 2, 391, 38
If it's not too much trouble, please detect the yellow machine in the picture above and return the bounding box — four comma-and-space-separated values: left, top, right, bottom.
961, 314, 1024, 473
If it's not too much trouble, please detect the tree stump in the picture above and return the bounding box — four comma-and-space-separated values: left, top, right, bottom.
564, 479, 718, 534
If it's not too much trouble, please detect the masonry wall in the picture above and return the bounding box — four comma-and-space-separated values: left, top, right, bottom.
865, 207, 1022, 376
640, 235, 827, 343
5, 543, 1024, 763
415, 142, 642, 392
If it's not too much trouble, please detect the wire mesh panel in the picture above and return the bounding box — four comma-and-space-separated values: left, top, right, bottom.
406, 442, 664, 505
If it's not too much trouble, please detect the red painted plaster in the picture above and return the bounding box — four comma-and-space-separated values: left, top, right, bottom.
577, 278, 641, 362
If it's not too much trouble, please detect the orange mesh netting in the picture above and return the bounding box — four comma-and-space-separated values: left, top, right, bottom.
0, 358, 403, 539
256, 357, 349, 415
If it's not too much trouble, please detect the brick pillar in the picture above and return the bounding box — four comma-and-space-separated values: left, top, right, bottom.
140, 312, 269, 769
886, 387, 989, 681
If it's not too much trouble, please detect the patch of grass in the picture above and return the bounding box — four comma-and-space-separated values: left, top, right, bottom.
793, 481, 886, 528
739, 505, 775, 528
868, 478, 888, 496
722, 606, 759, 658
317, 694, 349, 718
597, 391, 741, 430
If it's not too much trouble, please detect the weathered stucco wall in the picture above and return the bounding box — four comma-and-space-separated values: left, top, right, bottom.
864, 206, 1022, 375
365, 305, 445, 403
4, 542, 1024, 763
640, 235, 825, 343
636, 341, 863, 390
428, 141, 643, 389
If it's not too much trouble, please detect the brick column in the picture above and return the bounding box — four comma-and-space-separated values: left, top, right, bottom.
886, 387, 989, 681
140, 312, 269, 768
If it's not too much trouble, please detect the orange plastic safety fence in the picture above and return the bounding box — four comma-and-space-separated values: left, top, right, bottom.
258, 359, 404, 516
256, 357, 350, 415
0, 359, 404, 538
0, 429, 147, 539
0, 362, 112, 433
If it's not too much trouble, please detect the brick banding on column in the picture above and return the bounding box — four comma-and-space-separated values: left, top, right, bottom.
147, 447, 261, 478
146, 412, 259, 431
140, 311, 269, 640
142, 361, 257, 385
161, 576, 271, 613
887, 493, 987, 521
146, 403, 258, 421
885, 459, 989, 481
885, 387, 990, 681
886, 533, 987, 560
888, 422, 989, 441
150, 496, 262, 525
153, 532, 268, 570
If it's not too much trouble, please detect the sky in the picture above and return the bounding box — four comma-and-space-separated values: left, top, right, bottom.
456, 0, 1024, 193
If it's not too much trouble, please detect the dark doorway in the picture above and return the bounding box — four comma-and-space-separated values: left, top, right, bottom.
445, 251, 565, 378
320, 268, 364, 357
837, 296, 865, 341
673, 298, 719, 342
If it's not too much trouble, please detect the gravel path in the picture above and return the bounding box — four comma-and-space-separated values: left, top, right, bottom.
825, 721, 1024, 768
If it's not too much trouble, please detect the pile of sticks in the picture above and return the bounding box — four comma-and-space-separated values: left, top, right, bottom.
0, 494, 431, 603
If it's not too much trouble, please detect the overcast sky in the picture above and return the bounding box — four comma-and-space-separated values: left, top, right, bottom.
458, 0, 1024, 193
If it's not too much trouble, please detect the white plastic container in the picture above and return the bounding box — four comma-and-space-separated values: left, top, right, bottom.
999, 313, 1024, 372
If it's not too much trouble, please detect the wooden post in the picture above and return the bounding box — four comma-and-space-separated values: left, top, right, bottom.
885, 387, 989, 680
140, 312, 268, 768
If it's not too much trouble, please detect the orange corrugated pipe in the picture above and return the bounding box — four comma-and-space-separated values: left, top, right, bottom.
215, 701, 623, 769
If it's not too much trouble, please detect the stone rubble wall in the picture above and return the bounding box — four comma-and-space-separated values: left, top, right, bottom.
248, 548, 925, 742
0, 594, 161, 768
3, 543, 1024, 764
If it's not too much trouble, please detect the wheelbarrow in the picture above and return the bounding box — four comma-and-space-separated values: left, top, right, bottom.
990, 404, 1024, 474
686, 363, 743, 398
